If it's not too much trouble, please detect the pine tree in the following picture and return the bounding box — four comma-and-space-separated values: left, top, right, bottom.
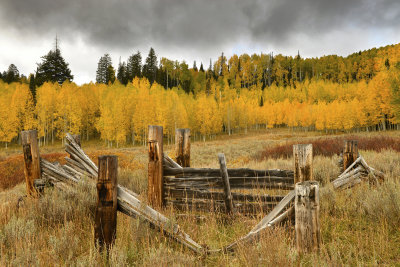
28, 74, 36, 103
4, 64, 20, 83
193, 61, 198, 71
127, 51, 142, 81
107, 64, 116, 84
96, 54, 115, 84
199, 63, 204, 72
35, 38, 73, 86
117, 61, 128, 85
143, 48, 158, 84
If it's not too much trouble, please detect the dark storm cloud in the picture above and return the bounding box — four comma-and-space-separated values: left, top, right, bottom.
243, 0, 400, 44
0, 0, 399, 50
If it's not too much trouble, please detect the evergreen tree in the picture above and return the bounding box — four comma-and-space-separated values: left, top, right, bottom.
107, 64, 116, 84
127, 51, 142, 81
35, 39, 73, 86
28, 74, 36, 103
143, 48, 158, 84
4, 64, 20, 83
117, 61, 128, 85
199, 62, 204, 72
96, 54, 115, 84
193, 61, 198, 71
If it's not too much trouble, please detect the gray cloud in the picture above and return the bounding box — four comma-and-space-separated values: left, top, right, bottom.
2, 0, 398, 50
0, 0, 399, 83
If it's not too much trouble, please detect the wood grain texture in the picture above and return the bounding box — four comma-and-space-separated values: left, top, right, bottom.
218, 153, 234, 214
293, 144, 313, 184
295, 181, 320, 253
148, 125, 164, 207
21, 130, 41, 197
175, 128, 191, 167
95, 155, 118, 251
343, 140, 358, 172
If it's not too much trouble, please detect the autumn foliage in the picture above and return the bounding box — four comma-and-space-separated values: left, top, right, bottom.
0, 44, 399, 147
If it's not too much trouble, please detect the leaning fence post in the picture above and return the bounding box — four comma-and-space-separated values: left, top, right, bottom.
95, 155, 118, 251
21, 130, 41, 197
175, 128, 191, 167
295, 181, 320, 253
343, 140, 358, 172
218, 153, 234, 214
293, 144, 313, 184
148, 125, 164, 207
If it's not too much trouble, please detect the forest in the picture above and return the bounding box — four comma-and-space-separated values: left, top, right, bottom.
0, 43, 399, 147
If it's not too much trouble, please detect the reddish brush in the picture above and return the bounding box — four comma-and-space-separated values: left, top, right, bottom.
0, 153, 67, 190
258, 135, 400, 160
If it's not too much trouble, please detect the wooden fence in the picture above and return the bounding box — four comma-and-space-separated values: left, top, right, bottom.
20, 126, 384, 255
148, 126, 311, 215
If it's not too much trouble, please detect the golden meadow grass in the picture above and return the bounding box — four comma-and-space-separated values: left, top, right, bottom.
1, 129, 400, 265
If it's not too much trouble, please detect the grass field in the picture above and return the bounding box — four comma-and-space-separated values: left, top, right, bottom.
1, 129, 400, 266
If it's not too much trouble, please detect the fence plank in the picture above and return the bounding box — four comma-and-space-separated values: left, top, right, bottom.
164, 167, 294, 178
21, 130, 41, 197
164, 188, 285, 203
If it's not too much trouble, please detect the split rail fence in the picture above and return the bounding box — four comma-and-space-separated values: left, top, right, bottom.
20, 127, 384, 255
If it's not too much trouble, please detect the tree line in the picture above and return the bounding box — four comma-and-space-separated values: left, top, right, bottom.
0, 42, 399, 147
0, 63, 399, 147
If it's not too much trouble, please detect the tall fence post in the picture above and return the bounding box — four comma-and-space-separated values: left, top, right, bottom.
295, 181, 320, 253
175, 128, 191, 167
343, 140, 358, 172
148, 125, 164, 207
95, 155, 118, 251
218, 153, 234, 214
21, 130, 41, 197
293, 144, 313, 184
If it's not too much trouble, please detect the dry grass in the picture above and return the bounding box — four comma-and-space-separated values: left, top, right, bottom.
1, 130, 400, 265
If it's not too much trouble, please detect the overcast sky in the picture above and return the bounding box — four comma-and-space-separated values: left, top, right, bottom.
0, 0, 399, 85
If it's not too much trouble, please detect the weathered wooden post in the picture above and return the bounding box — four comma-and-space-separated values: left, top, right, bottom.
148, 125, 164, 207
293, 144, 313, 184
218, 153, 234, 214
95, 155, 118, 251
295, 181, 320, 253
21, 130, 41, 197
175, 128, 191, 167
343, 140, 358, 172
